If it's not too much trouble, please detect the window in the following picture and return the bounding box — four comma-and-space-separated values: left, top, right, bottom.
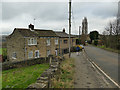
28, 51, 33, 59
55, 38, 58, 45
12, 52, 17, 59
47, 50, 50, 57
55, 49, 58, 56
35, 50, 39, 58
28, 38, 37, 45
47, 39, 50, 46
64, 40, 68, 44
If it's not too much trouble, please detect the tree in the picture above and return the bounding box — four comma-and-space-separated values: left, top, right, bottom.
89, 31, 99, 43
102, 18, 120, 50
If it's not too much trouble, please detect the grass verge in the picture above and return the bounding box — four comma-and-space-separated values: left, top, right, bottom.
96, 45, 119, 53
2, 63, 49, 88
90, 44, 119, 53
52, 54, 75, 88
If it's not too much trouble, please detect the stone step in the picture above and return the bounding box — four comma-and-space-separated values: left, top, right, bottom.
37, 80, 48, 84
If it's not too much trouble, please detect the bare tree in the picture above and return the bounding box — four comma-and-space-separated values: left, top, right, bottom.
102, 18, 120, 50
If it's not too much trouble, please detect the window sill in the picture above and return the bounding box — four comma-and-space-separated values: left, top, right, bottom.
28, 44, 37, 46
35, 57, 39, 58
12, 57, 16, 59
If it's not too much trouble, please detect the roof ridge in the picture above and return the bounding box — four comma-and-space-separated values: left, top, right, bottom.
34, 29, 53, 31
15, 28, 29, 30
15, 28, 54, 31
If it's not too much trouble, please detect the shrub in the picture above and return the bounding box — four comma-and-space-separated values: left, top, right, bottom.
2, 48, 7, 62
94, 40, 98, 46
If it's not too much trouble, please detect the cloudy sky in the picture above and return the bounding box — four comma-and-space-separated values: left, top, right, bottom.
0, 0, 119, 35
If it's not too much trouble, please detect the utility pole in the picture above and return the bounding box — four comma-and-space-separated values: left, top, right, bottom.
69, 0, 71, 58
79, 26, 81, 45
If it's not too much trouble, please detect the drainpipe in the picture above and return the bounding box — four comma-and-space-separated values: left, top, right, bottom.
24, 37, 27, 60
59, 38, 60, 56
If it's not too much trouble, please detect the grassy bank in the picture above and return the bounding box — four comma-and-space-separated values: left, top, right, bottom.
52, 54, 75, 88
2, 63, 49, 88
89, 44, 119, 53
96, 45, 119, 53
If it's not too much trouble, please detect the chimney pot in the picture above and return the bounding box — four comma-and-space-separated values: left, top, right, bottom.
29, 24, 34, 31
63, 28, 65, 32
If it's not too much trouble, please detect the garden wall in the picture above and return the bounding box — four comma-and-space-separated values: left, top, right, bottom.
2, 57, 49, 70
27, 55, 64, 88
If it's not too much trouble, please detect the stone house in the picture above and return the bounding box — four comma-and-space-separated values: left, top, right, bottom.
55, 28, 77, 55
7, 24, 59, 61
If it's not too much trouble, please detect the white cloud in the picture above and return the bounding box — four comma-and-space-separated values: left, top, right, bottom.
2, 0, 119, 2
0, 1, 118, 35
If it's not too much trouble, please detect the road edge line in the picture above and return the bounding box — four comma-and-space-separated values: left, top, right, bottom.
83, 49, 120, 88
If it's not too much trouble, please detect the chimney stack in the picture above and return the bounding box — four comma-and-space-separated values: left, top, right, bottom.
63, 28, 65, 33
29, 24, 34, 31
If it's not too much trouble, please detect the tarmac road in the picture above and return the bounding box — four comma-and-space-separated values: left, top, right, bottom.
84, 45, 119, 84
71, 52, 114, 88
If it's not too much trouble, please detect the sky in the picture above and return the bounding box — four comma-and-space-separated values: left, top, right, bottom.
0, 0, 119, 35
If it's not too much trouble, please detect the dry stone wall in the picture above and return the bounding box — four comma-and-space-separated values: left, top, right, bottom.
2, 57, 49, 70
27, 55, 64, 88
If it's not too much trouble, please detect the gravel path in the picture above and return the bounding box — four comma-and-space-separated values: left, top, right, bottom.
71, 51, 115, 88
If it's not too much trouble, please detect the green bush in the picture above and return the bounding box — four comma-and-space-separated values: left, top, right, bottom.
101, 45, 105, 48
1, 48, 7, 62
94, 40, 98, 46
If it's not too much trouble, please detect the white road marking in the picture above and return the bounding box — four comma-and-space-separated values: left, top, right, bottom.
91, 63, 95, 69
86, 56, 110, 86
84, 50, 120, 88
101, 76, 110, 86
92, 61, 120, 88
84, 49, 120, 88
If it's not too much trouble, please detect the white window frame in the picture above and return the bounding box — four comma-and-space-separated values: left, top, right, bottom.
35, 50, 39, 58
55, 49, 58, 56
28, 38, 37, 45
55, 38, 58, 45
47, 39, 50, 46
12, 52, 17, 59
47, 50, 50, 57
28, 51, 33, 59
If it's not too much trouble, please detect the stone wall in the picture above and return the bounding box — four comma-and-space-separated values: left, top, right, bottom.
25, 37, 59, 59
7, 30, 25, 61
2, 57, 49, 70
7, 29, 59, 62
59, 38, 76, 55
60, 38, 76, 49
27, 55, 64, 88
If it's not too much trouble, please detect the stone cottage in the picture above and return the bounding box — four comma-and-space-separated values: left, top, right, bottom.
7, 24, 59, 61
55, 28, 77, 55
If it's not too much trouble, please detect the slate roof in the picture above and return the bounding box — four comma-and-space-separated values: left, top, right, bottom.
55, 31, 76, 38
12, 28, 58, 37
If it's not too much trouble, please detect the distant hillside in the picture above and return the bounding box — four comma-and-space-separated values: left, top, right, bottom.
0, 35, 8, 48
2, 35, 7, 42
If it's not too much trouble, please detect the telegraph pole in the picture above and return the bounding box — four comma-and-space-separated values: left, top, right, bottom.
69, 0, 72, 58
79, 26, 81, 45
